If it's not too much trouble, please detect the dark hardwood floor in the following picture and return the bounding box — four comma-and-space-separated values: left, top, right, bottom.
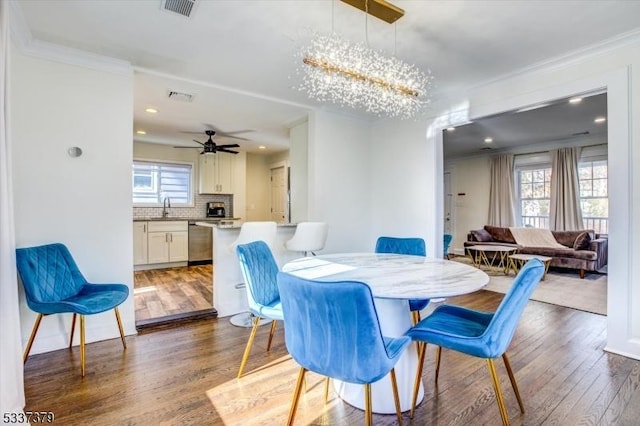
23, 291, 639, 425
134, 265, 214, 324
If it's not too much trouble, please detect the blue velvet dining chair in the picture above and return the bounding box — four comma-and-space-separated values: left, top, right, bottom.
408, 259, 545, 425
277, 272, 411, 426
443, 234, 453, 259
235, 240, 283, 378
15, 243, 129, 377
375, 236, 429, 324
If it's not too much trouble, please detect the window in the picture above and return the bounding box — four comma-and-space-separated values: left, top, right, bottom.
578, 160, 608, 234
517, 167, 551, 228
132, 160, 193, 206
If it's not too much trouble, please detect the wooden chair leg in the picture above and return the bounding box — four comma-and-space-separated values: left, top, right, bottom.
389, 368, 403, 425
486, 358, 510, 426
23, 313, 44, 363
237, 316, 261, 378
364, 383, 373, 426
287, 368, 307, 426
266, 320, 277, 351
411, 342, 427, 418
80, 315, 86, 377
115, 307, 127, 349
502, 353, 524, 413
412, 310, 421, 325
435, 346, 442, 384
69, 313, 77, 348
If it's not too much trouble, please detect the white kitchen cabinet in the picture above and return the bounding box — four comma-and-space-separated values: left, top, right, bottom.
146, 221, 189, 264
199, 154, 234, 194
133, 222, 148, 265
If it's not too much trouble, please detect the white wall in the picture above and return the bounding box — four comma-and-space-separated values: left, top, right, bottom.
308, 110, 372, 253
245, 153, 271, 220
10, 49, 135, 355
370, 38, 640, 359
289, 120, 308, 223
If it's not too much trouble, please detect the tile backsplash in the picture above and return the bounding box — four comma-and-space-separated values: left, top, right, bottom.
133, 193, 234, 219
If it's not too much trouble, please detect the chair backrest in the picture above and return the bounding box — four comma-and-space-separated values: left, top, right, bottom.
375, 236, 426, 257
236, 241, 280, 310
231, 221, 277, 249
443, 234, 453, 257
480, 259, 544, 357
285, 222, 328, 252
277, 272, 402, 384
16, 243, 87, 306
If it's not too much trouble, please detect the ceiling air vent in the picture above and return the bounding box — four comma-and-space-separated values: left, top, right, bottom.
167, 90, 194, 102
161, 0, 197, 18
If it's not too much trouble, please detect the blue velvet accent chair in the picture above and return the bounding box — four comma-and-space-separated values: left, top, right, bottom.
235, 240, 284, 378
15, 243, 129, 377
443, 234, 453, 259
277, 272, 411, 426
375, 236, 430, 324
408, 259, 545, 425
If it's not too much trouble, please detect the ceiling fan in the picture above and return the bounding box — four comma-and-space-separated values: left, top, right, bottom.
174, 130, 240, 155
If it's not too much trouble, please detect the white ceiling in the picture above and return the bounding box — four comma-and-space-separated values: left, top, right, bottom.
14, 0, 640, 153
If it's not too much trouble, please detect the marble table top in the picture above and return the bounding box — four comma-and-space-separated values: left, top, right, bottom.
282, 253, 489, 300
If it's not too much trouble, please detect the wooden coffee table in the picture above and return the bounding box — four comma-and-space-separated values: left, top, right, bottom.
466, 245, 517, 275
508, 253, 552, 280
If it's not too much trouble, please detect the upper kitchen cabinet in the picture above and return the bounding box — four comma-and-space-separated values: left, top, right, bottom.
199, 153, 238, 194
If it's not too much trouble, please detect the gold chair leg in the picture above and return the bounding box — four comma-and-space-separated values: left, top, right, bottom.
364, 383, 373, 426
80, 315, 86, 377
390, 368, 403, 426
114, 307, 127, 349
69, 313, 77, 348
23, 313, 44, 363
267, 320, 277, 351
237, 316, 261, 378
324, 377, 330, 404
411, 310, 420, 325
435, 346, 442, 384
287, 367, 307, 426
502, 353, 524, 413
411, 342, 427, 418
487, 358, 510, 426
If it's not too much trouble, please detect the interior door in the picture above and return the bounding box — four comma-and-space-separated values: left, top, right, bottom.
270, 165, 286, 222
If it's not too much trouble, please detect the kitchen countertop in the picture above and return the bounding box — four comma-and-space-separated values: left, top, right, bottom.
195, 221, 297, 229
133, 217, 240, 222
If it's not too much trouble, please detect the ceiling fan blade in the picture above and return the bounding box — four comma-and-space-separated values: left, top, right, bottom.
216, 143, 240, 149
219, 129, 254, 135
216, 148, 239, 154
193, 139, 205, 146
217, 134, 249, 141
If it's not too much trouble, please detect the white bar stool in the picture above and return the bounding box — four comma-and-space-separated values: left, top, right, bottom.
285, 222, 328, 256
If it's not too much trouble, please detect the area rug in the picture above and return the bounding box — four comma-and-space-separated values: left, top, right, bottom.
451, 256, 607, 315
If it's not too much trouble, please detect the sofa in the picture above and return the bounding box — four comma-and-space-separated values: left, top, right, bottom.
464, 225, 608, 278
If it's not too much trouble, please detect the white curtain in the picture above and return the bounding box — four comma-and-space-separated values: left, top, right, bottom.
550, 147, 584, 230
0, 0, 26, 415
488, 154, 516, 226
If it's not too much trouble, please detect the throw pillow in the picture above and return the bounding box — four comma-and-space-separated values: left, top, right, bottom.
471, 229, 493, 242
573, 231, 591, 250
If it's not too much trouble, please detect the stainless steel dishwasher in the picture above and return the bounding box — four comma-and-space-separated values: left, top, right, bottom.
188, 221, 213, 264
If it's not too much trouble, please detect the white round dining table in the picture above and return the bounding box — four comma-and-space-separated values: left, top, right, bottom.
281, 253, 490, 414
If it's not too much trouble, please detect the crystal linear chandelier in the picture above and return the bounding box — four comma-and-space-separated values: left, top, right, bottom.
297, 2, 433, 119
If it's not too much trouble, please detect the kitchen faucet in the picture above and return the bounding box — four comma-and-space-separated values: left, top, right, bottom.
162, 197, 171, 218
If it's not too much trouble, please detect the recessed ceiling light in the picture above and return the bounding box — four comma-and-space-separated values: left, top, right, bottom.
258, 145, 266, 150
484, 137, 493, 143
594, 116, 606, 123
569, 97, 583, 104
145, 107, 158, 114
446, 127, 455, 132
136, 130, 146, 135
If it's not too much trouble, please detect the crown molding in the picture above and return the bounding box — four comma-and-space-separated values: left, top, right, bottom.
438, 28, 640, 104
8, 1, 131, 76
